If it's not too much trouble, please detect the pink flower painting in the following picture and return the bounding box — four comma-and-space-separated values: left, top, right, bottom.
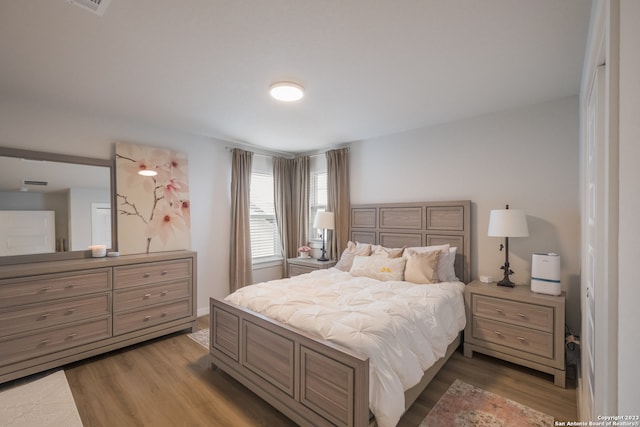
115, 142, 191, 254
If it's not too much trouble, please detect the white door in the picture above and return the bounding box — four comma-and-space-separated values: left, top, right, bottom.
91, 203, 112, 248
582, 64, 603, 421
582, 62, 618, 420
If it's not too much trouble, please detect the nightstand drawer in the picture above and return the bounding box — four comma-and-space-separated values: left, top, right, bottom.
289, 264, 317, 277
473, 294, 554, 332
473, 317, 553, 359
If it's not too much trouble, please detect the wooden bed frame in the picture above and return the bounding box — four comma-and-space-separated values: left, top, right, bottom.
210, 200, 471, 427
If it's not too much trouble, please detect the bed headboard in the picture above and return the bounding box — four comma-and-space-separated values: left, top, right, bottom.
349, 200, 472, 283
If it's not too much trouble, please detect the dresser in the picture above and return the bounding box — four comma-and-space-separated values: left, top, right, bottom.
0, 250, 196, 384
463, 280, 566, 387
287, 257, 337, 277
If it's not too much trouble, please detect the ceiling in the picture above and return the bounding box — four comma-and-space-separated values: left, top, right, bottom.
0, 1, 591, 153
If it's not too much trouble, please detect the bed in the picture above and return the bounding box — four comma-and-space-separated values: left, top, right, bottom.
210, 200, 471, 427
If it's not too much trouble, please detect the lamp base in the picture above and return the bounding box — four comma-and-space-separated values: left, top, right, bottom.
497, 277, 515, 287
318, 256, 330, 262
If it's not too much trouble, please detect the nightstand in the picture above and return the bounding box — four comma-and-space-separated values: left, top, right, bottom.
463, 280, 566, 387
287, 258, 337, 277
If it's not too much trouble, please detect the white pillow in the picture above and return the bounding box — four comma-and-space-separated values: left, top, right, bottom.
334, 241, 372, 271
350, 255, 406, 282
404, 250, 440, 284
404, 244, 451, 282
447, 247, 459, 281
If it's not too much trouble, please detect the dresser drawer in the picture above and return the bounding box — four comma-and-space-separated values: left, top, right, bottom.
472, 317, 553, 359
472, 294, 554, 332
114, 298, 192, 335
0, 269, 111, 307
0, 293, 111, 336
114, 280, 191, 312
114, 259, 191, 289
0, 317, 111, 366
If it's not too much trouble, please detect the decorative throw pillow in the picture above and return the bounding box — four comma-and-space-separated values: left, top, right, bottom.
404, 244, 451, 282
334, 241, 372, 271
404, 250, 441, 284
350, 255, 406, 281
372, 245, 406, 258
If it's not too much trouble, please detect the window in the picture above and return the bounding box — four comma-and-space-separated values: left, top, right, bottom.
309, 171, 328, 240
249, 171, 281, 261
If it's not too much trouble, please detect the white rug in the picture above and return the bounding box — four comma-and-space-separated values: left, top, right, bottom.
187, 328, 209, 349
0, 370, 83, 427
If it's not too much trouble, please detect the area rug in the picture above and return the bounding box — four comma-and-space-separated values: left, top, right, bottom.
187, 328, 209, 349
0, 370, 83, 427
420, 379, 553, 427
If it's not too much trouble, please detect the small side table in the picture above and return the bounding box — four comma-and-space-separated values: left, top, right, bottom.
287, 257, 337, 278
464, 280, 566, 387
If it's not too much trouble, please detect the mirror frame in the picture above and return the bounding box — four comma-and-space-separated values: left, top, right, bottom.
0, 146, 116, 266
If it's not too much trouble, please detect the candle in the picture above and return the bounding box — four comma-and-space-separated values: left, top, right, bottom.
89, 245, 107, 258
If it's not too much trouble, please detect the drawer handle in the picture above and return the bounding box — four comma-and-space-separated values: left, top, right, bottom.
494, 308, 504, 314
517, 312, 527, 319
40, 338, 50, 345
517, 336, 527, 342
144, 315, 151, 321
65, 308, 75, 315
143, 273, 151, 278
40, 286, 52, 293
143, 293, 152, 299
65, 284, 75, 289
67, 333, 77, 339
40, 313, 51, 319
160, 291, 168, 296
161, 271, 168, 276
494, 331, 504, 337
161, 312, 168, 317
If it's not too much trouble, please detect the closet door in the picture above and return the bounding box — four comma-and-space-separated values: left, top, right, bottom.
582, 64, 604, 421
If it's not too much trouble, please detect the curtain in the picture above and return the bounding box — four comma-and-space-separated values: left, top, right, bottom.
229, 148, 253, 292
273, 156, 309, 265
326, 148, 350, 260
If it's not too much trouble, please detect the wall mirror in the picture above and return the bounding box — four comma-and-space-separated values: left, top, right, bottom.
0, 147, 115, 265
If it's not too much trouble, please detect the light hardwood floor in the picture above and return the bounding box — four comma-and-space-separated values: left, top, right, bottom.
21, 316, 577, 426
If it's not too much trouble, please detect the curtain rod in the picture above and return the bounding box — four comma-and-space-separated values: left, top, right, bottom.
224, 146, 349, 159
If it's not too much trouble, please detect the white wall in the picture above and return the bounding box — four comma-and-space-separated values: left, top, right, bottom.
617, 0, 640, 413
0, 97, 231, 316
350, 97, 581, 332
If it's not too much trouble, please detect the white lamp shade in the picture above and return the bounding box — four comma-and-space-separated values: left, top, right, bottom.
313, 211, 335, 230
488, 209, 529, 237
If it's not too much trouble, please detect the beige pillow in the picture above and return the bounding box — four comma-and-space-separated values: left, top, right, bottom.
404, 244, 450, 282
372, 245, 405, 258
350, 255, 406, 281
334, 241, 372, 271
404, 250, 441, 284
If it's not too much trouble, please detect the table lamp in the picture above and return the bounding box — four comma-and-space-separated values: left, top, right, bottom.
313, 211, 335, 261
488, 204, 529, 287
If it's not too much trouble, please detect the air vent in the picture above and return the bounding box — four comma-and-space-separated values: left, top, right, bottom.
22, 180, 48, 186
66, 0, 111, 16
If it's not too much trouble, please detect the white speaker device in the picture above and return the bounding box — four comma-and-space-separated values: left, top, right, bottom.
531, 253, 561, 295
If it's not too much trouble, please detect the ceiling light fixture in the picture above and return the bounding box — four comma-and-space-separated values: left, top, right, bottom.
138, 169, 158, 177
269, 82, 305, 102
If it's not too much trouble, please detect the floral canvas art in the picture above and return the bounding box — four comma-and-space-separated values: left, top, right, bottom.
115, 142, 191, 254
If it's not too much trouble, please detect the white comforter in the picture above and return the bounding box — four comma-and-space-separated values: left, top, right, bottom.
225, 268, 466, 427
